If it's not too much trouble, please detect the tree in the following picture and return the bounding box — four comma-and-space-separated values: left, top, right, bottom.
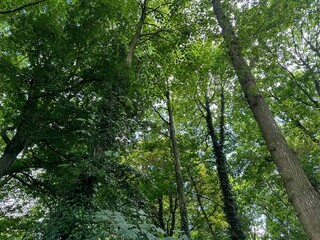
0, 1, 149, 238
202, 91, 245, 240
166, 89, 190, 237
1, 0, 320, 239
211, 0, 320, 238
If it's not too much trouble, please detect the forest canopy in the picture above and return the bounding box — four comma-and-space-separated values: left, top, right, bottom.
0, 0, 319, 239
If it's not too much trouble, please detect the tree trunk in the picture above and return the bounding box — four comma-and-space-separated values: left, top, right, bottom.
157, 195, 166, 231
211, 0, 320, 239
126, 0, 148, 67
168, 195, 178, 236
204, 96, 245, 240
166, 90, 190, 237
0, 127, 26, 178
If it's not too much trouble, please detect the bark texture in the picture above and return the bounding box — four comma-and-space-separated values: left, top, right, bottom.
166, 90, 190, 237
204, 96, 245, 240
211, 0, 320, 239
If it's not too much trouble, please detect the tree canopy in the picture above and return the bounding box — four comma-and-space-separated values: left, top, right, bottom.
0, 0, 319, 239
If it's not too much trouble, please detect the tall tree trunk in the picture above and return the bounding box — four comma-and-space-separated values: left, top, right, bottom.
166, 90, 190, 237
211, 0, 320, 239
126, 0, 148, 67
203, 95, 245, 240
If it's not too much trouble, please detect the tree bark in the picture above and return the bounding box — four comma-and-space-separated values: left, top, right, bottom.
157, 195, 166, 231
126, 0, 148, 67
204, 96, 245, 240
0, 127, 26, 178
211, 0, 320, 239
166, 90, 190, 237
168, 195, 178, 236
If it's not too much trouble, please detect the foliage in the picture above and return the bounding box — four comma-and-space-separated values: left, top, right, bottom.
0, 0, 319, 239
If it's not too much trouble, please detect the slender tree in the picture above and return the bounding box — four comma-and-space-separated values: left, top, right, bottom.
202, 91, 245, 240
166, 90, 190, 237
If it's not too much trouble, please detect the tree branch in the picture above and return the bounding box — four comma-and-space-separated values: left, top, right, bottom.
0, 0, 46, 15
126, 0, 148, 67
153, 106, 169, 125
0, 126, 26, 178
10, 171, 54, 196
0, 175, 13, 188
294, 120, 320, 146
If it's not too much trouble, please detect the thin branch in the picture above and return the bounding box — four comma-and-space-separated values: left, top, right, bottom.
0, 0, 46, 14
195, 99, 206, 118
292, 94, 316, 108
294, 120, 320, 146
41, 139, 71, 161
301, 30, 320, 59
10, 173, 33, 189
0, 175, 13, 188
188, 170, 217, 238
146, 2, 172, 14
141, 28, 173, 38
198, 99, 206, 111
278, 61, 319, 108
261, 205, 294, 235
12, 171, 54, 196
153, 106, 169, 125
